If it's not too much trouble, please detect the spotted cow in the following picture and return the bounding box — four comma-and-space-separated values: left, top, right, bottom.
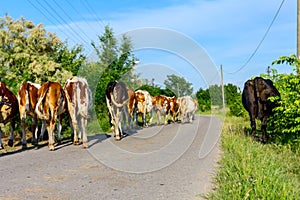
64, 77, 92, 148
166, 96, 180, 123
18, 82, 46, 149
134, 90, 153, 127
0, 82, 18, 149
35, 82, 67, 151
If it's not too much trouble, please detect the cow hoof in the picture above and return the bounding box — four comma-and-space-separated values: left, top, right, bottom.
49, 144, 55, 151
115, 136, 121, 141
31, 138, 38, 145
8, 139, 13, 147
82, 142, 89, 149
22, 144, 27, 150
73, 140, 80, 145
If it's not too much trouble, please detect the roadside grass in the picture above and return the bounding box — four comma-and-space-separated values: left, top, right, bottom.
206, 116, 300, 199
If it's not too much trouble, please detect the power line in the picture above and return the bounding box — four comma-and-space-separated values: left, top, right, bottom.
80, 0, 106, 29
52, 0, 94, 42
29, 0, 82, 45
65, 0, 100, 35
226, 0, 285, 75
27, 0, 77, 44
41, 0, 91, 48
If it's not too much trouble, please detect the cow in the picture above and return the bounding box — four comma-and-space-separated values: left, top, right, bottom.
106, 81, 129, 141
177, 96, 198, 123
64, 77, 92, 148
242, 77, 280, 143
166, 96, 180, 123
35, 82, 67, 151
0, 82, 18, 149
18, 82, 46, 149
126, 88, 136, 129
152, 95, 169, 125
134, 90, 154, 127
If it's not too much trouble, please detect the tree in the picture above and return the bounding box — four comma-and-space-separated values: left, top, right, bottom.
196, 88, 211, 112
164, 74, 193, 97
0, 15, 85, 93
90, 25, 136, 131
262, 55, 300, 150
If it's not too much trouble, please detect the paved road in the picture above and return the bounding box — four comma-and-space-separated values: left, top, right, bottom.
0, 116, 222, 200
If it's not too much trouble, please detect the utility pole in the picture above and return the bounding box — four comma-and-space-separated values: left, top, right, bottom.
267, 66, 271, 76
297, 0, 300, 59
220, 64, 225, 112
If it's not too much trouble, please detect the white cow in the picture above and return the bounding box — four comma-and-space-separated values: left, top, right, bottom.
64, 77, 93, 148
177, 96, 198, 123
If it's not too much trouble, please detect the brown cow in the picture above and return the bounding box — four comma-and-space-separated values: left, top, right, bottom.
152, 95, 168, 125
64, 77, 92, 148
127, 88, 136, 129
106, 81, 129, 140
0, 82, 18, 149
18, 82, 46, 149
35, 82, 67, 151
242, 77, 280, 143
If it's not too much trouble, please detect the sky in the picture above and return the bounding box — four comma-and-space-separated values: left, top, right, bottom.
0, 0, 296, 92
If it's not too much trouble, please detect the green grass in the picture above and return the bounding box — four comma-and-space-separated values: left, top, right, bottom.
206, 116, 300, 199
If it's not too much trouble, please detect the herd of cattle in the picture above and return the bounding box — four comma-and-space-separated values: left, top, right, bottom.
0, 77, 92, 151
0, 75, 278, 152
0, 78, 199, 151
106, 81, 199, 141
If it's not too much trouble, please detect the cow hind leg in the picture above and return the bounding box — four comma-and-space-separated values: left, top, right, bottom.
80, 117, 88, 148
0, 128, 4, 149
47, 118, 56, 151
8, 121, 15, 148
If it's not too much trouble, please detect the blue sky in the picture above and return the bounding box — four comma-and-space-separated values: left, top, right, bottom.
1, 0, 296, 92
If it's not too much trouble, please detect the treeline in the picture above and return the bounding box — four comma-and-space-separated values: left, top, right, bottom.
196, 83, 244, 116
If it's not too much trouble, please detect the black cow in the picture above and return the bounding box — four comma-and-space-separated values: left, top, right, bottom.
105, 81, 129, 141
242, 77, 280, 143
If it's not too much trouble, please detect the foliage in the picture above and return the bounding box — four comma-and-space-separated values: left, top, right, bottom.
163, 74, 193, 97
195, 88, 211, 112
137, 85, 176, 97
225, 83, 245, 117
195, 84, 244, 116
0, 15, 85, 93
206, 116, 300, 199
272, 54, 300, 74
259, 56, 300, 150
90, 25, 136, 132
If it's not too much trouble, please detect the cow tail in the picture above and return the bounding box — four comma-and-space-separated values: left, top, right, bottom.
35, 86, 49, 120
110, 93, 129, 108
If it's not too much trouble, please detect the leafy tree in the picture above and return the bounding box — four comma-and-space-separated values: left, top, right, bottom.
137, 85, 176, 97
261, 55, 300, 150
164, 74, 193, 97
196, 88, 211, 112
0, 15, 85, 93
90, 25, 136, 131
209, 84, 222, 107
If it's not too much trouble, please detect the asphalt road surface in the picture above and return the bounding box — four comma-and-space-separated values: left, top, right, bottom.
0, 116, 222, 200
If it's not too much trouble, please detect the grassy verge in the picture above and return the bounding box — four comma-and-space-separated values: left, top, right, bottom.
206, 116, 300, 199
